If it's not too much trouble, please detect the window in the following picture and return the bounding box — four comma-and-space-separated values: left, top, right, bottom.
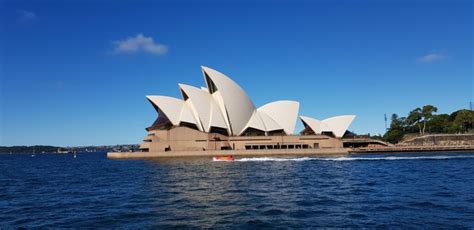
242, 127, 265, 136
268, 130, 285, 136
179, 122, 199, 131
209, 127, 229, 136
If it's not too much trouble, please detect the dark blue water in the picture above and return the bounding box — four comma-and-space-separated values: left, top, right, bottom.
1, 152, 474, 228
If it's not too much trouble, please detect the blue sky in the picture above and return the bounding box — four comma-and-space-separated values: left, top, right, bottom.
1, 0, 472, 146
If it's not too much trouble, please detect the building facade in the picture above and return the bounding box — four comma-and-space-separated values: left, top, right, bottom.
140, 66, 355, 152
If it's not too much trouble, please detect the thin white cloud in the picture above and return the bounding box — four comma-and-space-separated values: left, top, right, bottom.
17, 10, 37, 23
113, 33, 168, 55
417, 52, 447, 63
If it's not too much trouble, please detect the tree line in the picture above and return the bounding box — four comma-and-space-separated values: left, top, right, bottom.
383, 105, 474, 143
0, 145, 63, 154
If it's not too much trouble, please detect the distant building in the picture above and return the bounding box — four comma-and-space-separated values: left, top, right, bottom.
140, 66, 356, 152
57, 148, 69, 154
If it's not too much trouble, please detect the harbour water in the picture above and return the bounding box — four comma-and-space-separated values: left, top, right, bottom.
1, 152, 473, 228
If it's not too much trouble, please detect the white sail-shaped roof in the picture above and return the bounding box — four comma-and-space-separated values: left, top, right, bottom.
300, 116, 327, 134
241, 110, 285, 134
146, 95, 198, 127
258, 100, 299, 134
179, 84, 227, 132
322, 115, 356, 138
300, 115, 355, 138
258, 111, 283, 132
145, 65, 356, 137
242, 111, 267, 132
201, 66, 256, 136
180, 102, 198, 125
183, 100, 204, 131
211, 91, 232, 134
146, 96, 183, 126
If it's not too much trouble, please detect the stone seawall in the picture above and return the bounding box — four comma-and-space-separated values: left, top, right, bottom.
349, 145, 474, 153
107, 148, 349, 159
398, 134, 474, 146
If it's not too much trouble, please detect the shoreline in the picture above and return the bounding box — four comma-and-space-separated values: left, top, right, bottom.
107, 145, 474, 159
107, 148, 349, 159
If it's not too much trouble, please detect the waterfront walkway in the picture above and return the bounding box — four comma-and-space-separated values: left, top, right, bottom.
107, 145, 474, 159
349, 145, 474, 153
107, 148, 349, 159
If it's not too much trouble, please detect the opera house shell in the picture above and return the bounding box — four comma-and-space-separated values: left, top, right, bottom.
140, 66, 356, 152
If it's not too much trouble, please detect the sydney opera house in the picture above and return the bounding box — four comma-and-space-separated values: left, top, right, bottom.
139, 66, 355, 153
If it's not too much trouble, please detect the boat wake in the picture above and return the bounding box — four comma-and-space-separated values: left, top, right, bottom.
235, 155, 474, 162
236, 157, 314, 162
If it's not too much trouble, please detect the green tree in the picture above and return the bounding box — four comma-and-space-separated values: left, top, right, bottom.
446, 123, 462, 134
383, 113, 406, 143
406, 107, 422, 135
382, 106, 471, 142
454, 110, 474, 133
406, 105, 438, 135
390, 114, 403, 129
384, 129, 405, 144
421, 105, 438, 134
427, 114, 450, 133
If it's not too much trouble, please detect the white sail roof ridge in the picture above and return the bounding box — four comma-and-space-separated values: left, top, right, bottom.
183, 100, 204, 131
300, 115, 356, 137
212, 91, 232, 134
258, 100, 300, 134
179, 102, 199, 126
146, 95, 187, 126
179, 84, 212, 131
241, 110, 266, 134
179, 83, 230, 132
322, 115, 356, 138
299, 116, 328, 135
258, 111, 283, 132
209, 96, 228, 130
201, 66, 256, 136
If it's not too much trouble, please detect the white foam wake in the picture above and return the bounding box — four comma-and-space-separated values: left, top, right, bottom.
235, 155, 474, 162
236, 157, 314, 162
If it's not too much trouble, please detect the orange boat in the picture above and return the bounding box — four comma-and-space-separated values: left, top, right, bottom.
212, 155, 234, 161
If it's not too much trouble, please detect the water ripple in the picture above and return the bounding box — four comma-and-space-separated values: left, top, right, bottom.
0, 152, 473, 228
